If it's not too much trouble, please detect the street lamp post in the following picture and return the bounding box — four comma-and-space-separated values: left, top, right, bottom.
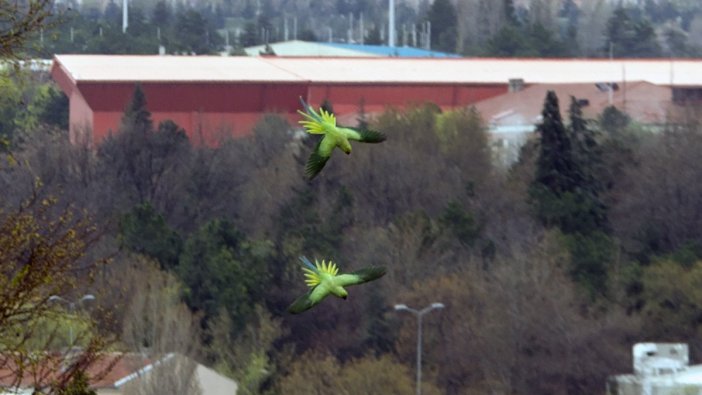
394, 302, 444, 395
48, 294, 95, 345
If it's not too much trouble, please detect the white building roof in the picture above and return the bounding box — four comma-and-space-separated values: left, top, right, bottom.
244, 40, 376, 57
53, 55, 702, 86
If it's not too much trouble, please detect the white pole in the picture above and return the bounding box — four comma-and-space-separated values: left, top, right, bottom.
122, 0, 128, 33
360, 13, 364, 44
293, 17, 297, 40
395, 303, 444, 395
388, 0, 395, 47
416, 313, 423, 395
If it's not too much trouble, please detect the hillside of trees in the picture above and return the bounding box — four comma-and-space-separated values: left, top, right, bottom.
3, 64, 702, 392
22, 0, 702, 57
4, 0, 702, 393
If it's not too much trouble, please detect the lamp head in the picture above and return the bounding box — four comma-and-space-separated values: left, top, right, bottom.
81, 294, 96, 302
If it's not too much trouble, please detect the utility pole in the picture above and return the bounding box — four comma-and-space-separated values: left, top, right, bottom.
388, 0, 395, 47
122, 0, 128, 33
395, 303, 445, 395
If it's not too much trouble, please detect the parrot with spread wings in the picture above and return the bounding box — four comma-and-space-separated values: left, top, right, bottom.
297, 98, 386, 179
288, 256, 386, 314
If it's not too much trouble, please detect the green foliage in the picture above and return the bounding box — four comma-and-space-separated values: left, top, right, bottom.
276, 185, 353, 259
641, 259, 702, 345
208, 305, 284, 395
531, 92, 609, 235
119, 202, 182, 270
31, 84, 69, 130
173, 10, 219, 54
0, 73, 23, 145
604, 7, 661, 57
56, 371, 96, 395
177, 219, 273, 330
276, 351, 440, 395
426, 0, 457, 53
98, 85, 190, 204
530, 92, 613, 293
440, 201, 481, 247
364, 26, 382, 45
530, 91, 582, 229
564, 231, 615, 297
487, 21, 570, 57
533, 91, 580, 196
599, 106, 631, 134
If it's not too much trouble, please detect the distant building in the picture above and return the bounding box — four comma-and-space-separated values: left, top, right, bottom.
50, 55, 702, 147
472, 81, 677, 166
244, 40, 459, 58
0, 353, 237, 395
607, 343, 702, 395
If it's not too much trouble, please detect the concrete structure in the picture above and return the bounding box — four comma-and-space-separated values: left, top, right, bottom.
51, 55, 702, 147
0, 353, 237, 395
607, 343, 702, 395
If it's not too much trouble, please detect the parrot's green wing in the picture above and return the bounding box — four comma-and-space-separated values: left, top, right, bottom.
288, 286, 330, 314
305, 136, 336, 179
340, 127, 386, 143
335, 266, 386, 287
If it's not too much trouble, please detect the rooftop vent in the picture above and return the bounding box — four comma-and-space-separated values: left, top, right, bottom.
596, 82, 619, 92
508, 78, 525, 93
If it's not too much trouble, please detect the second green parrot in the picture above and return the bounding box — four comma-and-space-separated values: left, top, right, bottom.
298, 98, 386, 179
288, 256, 386, 314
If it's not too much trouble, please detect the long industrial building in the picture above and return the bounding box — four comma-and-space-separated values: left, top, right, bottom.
50, 55, 702, 146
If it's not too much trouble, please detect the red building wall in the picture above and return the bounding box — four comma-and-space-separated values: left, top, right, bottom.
55, 74, 507, 147
75, 82, 308, 146
307, 83, 506, 114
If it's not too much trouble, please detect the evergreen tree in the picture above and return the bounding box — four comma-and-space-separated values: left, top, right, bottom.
531, 92, 614, 295
121, 83, 152, 135
241, 21, 259, 47
567, 97, 609, 234
504, 0, 517, 24
599, 105, 631, 134
177, 219, 273, 331
533, 91, 580, 197
604, 6, 661, 57
426, 0, 457, 53
173, 9, 214, 54
99, 85, 190, 204
120, 202, 183, 270
364, 26, 382, 45
152, 0, 171, 28
103, 0, 122, 28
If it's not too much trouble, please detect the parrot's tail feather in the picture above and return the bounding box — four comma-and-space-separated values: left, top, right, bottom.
299, 256, 317, 272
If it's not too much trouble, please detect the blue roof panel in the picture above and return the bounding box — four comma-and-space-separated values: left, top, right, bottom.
322, 43, 460, 58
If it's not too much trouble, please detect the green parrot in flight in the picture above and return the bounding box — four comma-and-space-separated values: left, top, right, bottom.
288, 256, 386, 314
297, 98, 386, 179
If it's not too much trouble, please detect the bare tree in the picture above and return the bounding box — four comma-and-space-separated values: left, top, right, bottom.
0, 183, 113, 393
120, 258, 202, 395
393, 232, 638, 394
0, 0, 55, 58
455, 0, 506, 54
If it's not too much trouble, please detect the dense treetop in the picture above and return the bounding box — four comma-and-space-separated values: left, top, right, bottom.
17, 0, 702, 57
